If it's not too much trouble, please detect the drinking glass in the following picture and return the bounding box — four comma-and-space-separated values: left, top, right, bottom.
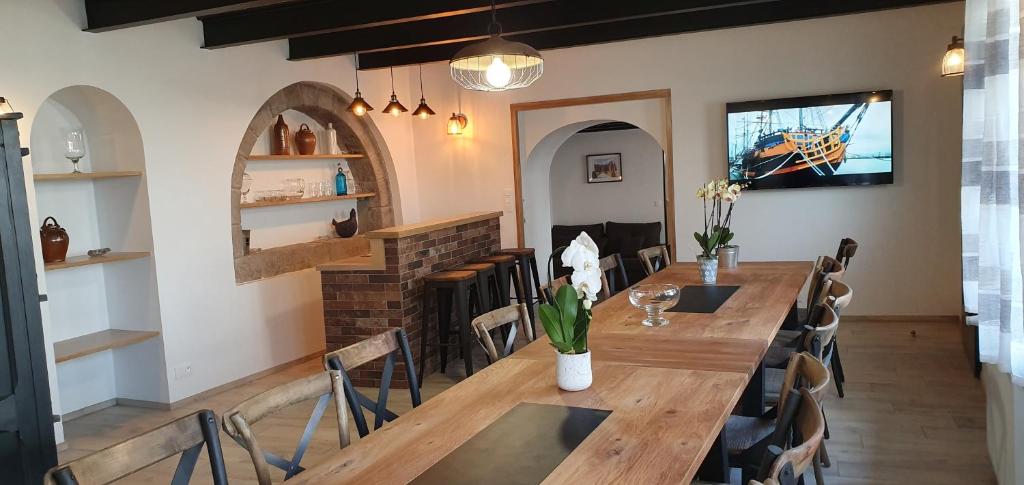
241, 173, 253, 202
321, 180, 334, 196
628, 284, 681, 327
283, 178, 305, 199
64, 130, 86, 173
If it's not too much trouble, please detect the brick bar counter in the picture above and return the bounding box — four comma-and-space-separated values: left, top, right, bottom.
317, 211, 502, 388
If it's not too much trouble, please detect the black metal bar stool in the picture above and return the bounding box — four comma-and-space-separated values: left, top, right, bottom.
472, 254, 518, 308
452, 262, 500, 313
419, 270, 481, 382
499, 247, 544, 337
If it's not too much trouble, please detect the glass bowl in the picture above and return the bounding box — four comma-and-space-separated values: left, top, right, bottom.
628, 284, 681, 327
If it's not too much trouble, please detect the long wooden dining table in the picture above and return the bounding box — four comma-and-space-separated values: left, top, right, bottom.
292, 261, 812, 484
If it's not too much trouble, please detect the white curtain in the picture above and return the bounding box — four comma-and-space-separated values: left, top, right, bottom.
962, 0, 1024, 384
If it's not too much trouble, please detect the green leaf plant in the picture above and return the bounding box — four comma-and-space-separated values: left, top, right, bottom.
539, 284, 590, 354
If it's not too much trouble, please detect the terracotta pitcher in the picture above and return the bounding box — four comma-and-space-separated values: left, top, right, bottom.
295, 123, 317, 155
40, 216, 69, 263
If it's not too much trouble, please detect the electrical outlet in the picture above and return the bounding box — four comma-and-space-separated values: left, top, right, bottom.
173, 363, 193, 381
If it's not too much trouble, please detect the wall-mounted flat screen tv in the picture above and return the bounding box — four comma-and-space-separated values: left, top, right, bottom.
727, 90, 893, 190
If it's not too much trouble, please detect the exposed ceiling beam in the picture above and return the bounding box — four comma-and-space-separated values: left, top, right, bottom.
200, 0, 550, 49
349, 0, 955, 69
288, 0, 747, 61
83, 0, 299, 32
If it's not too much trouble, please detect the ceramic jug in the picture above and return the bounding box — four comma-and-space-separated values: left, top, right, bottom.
295, 123, 317, 155
40, 216, 69, 263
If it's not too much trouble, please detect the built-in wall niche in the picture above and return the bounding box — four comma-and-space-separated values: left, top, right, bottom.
29, 85, 167, 416
231, 81, 398, 283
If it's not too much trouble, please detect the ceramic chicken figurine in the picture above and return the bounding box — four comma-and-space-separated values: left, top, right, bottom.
332, 209, 358, 238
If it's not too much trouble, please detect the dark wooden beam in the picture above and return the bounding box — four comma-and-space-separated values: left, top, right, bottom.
288, 0, 736, 60
201, 0, 550, 49
84, 0, 300, 32
346, 0, 957, 69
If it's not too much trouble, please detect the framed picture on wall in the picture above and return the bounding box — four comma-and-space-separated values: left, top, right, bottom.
586, 153, 623, 183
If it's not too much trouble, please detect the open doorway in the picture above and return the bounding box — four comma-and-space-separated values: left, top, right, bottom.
510, 90, 674, 286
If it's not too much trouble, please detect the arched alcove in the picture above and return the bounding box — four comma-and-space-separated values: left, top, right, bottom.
30, 85, 167, 416
231, 81, 401, 283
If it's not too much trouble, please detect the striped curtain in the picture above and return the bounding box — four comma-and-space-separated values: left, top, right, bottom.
962, 0, 1023, 384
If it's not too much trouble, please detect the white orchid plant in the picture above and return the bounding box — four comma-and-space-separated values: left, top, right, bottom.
539, 232, 602, 355
694, 179, 745, 258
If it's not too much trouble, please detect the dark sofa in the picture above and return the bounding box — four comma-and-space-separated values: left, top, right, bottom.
550, 221, 663, 286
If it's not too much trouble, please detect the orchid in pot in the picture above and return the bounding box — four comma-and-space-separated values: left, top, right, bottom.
694, 179, 745, 283
539, 232, 602, 391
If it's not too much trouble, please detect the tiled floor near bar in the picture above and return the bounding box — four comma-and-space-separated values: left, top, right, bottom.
60, 318, 994, 484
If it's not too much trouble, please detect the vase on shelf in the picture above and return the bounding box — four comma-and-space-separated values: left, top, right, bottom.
325, 123, 339, 154
697, 255, 718, 285
295, 123, 317, 155
717, 245, 739, 269
40, 216, 69, 263
271, 115, 290, 155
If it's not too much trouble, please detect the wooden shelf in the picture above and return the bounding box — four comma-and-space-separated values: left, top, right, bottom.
44, 251, 151, 271
54, 329, 160, 363
240, 193, 376, 209
246, 154, 364, 161
34, 171, 142, 181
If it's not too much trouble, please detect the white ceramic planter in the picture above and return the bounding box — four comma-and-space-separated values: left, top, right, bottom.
556, 351, 593, 391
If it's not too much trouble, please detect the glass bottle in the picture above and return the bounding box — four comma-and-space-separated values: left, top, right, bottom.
335, 163, 348, 195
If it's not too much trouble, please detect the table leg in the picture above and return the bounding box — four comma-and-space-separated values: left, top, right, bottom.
696, 430, 729, 482
741, 360, 765, 417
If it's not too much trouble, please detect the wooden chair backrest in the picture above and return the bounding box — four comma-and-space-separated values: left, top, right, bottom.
472, 304, 534, 362
221, 370, 348, 484
805, 256, 844, 308
44, 410, 227, 485
767, 389, 826, 482
835, 237, 858, 269
540, 275, 570, 304
638, 245, 671, 277
803, 304, 840, 361
827, 280, 853, 313
748, 480, 781, 485
598, 253, 629, 299
777, 352, 831, 418
323, 329, 421, 438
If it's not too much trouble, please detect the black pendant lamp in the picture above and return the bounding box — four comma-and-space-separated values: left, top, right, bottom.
346, 53, 373, 116
411, 65, 436, 119
383, 66, 408, 117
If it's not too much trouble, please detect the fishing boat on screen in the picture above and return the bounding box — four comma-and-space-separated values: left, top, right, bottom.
736, 102, 871, 180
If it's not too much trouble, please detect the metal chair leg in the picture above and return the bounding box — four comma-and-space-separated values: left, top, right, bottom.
831, 340, 846, 398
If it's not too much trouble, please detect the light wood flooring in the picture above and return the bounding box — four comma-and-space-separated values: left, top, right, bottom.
59, 318, 995, 484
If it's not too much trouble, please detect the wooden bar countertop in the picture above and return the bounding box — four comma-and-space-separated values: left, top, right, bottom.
316, 211, 503, 271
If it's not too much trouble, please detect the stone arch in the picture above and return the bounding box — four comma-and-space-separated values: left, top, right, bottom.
231, 81, 400, 283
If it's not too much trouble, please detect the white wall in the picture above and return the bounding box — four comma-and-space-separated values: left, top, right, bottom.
549, 129, 666, 233
2, 0, 425, 414
409, 3, 965, 316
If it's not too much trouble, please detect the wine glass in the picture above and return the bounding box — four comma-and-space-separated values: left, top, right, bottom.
628, 284, 681, 327
64, 130, 85, 173
241, 173, 253, 203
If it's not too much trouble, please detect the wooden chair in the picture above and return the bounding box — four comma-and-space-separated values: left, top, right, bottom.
472, 303, 535, 363
598, 253, 630, 299
44, 410, 228, 485
835, 237, 858, 270
539, 275, 570, 304
773, 281, 852, 397
724, 352, 829, 484
754, 389, 826, 485
222, 370, 348, 484
638, 245, 671, 277
323, 328, 422, 438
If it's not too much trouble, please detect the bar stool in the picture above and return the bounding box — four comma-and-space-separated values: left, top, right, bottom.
499, 247, 544, 337
472, 254, 518, 308
452, 262, 499, 313
419, 270, 481, 382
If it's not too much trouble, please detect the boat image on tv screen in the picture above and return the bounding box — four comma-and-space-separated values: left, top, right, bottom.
727, 90, 893, 190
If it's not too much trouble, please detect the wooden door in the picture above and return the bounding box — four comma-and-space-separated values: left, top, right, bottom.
0, 112, 58, 482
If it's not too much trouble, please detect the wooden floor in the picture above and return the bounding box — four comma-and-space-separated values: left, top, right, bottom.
59, 318, 995, 484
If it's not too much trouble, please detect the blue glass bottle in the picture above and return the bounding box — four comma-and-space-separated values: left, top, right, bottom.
335, 163, 348, 195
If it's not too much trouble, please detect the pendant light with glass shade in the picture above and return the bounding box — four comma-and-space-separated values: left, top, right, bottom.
450, 0, 543, 91
411, 65, 436, 119
383, 66, 408, 117
346, 53, 373, 116
941, 35, 965, 77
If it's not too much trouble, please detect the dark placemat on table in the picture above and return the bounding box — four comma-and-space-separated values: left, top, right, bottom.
409, 403, 611, 485
667, 285, 740, 313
